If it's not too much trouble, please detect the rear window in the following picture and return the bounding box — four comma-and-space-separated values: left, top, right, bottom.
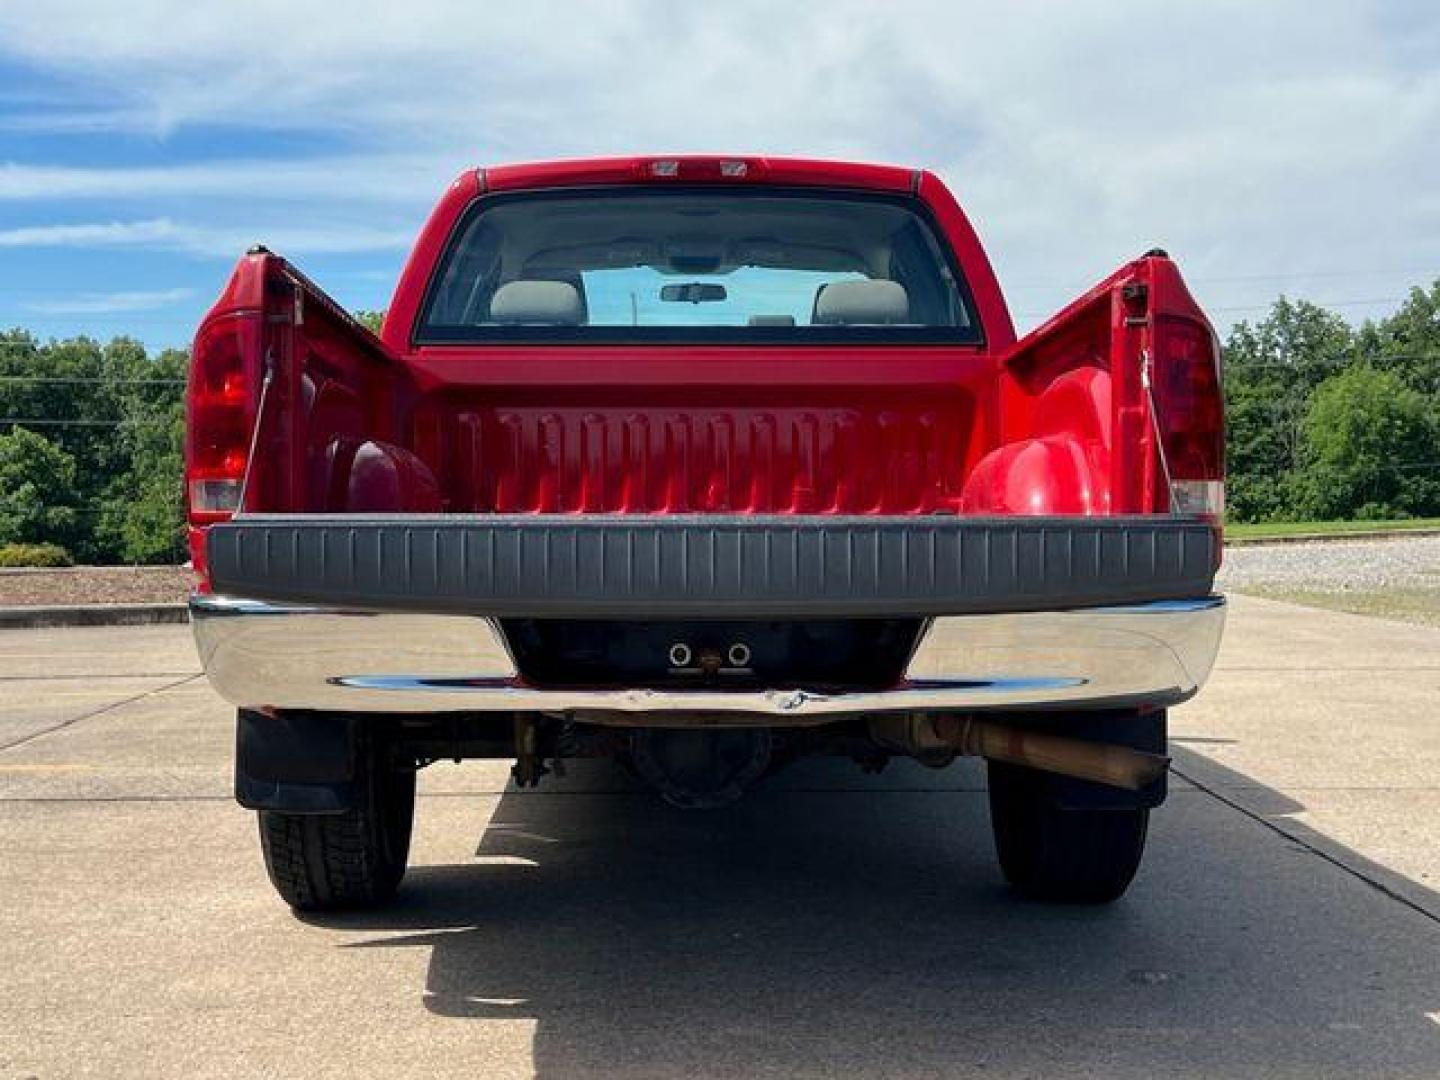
418, 189, 979, 344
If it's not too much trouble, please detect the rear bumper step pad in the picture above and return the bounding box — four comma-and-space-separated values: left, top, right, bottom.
205, 514, 1216, 617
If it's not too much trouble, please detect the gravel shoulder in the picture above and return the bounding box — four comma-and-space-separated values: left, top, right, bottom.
0, 566, 192, 607
1218, 535, 1440, 627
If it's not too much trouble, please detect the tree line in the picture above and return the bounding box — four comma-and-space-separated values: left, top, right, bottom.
1, 289, 1437, 565
0, 335, 186, 564
1224, 284, 1440, 522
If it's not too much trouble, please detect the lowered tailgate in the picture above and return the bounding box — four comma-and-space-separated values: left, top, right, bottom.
205, 514, 1217, 617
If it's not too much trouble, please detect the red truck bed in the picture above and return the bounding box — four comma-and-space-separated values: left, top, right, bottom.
184, 156, 1227, 910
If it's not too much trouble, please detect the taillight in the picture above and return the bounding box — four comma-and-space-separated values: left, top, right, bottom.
1149, 316, 1224, 521
185, 313, 262, 578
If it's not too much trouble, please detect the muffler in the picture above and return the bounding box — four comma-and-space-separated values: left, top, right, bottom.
868, 714, 1168, 791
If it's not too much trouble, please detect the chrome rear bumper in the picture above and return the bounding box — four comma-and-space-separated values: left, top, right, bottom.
190, 594, 1225, 722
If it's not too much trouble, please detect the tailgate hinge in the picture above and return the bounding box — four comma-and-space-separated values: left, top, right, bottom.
1122, 280, 1149, 327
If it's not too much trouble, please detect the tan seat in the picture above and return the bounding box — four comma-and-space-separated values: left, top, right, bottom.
812, 280, 909, 325
489, 280, 585, 325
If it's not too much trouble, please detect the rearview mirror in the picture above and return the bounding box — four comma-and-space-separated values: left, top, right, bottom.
659, 283, 727, 304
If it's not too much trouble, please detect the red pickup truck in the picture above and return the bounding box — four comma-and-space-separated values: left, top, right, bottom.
186, 155, 1225, 912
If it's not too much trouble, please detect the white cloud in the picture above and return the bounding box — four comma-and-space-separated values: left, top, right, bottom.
0, 219, 179, 247
0, 156, 464, 203
24, 286, 194, 315
0, 1, 1437, 328
0, 217, 414, 257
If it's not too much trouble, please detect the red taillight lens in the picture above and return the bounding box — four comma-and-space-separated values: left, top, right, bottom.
185, 314, 262, 531
1151, 316, 1224, 520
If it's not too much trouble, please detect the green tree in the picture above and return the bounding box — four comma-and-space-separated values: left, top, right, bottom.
1296, 365, 1440, 520
0, 427, 80, 548
354, 309, 386, 334
0, 332, 156, 559
95, 347, 188, 563
1355, 280, 1440, 397
1223, 298, 1356, 521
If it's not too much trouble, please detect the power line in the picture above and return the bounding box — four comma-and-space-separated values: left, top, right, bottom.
0, 374, 186, 385
0, 317, 202, 325
1229, 353, 1440, 371
1013, 295, 1420, 320
6, 506, 167, 516
1208, 296, 1419, 313
0, 342, 190, 350
0, 418, 175, 427
1319, 461, 1440, 472
1006, 267, 1440, 291
6, 288, 1438, 330
0, 337, 1436, 365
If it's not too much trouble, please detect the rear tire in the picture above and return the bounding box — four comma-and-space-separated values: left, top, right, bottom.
258, 730, 415, 912
987, 760, 1148, 904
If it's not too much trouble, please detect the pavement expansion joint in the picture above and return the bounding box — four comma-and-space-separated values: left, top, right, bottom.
0, 674, 202, 754
1172, 763, 1440, 929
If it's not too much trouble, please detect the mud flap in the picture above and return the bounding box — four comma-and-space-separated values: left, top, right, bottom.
234, 709, 357, 814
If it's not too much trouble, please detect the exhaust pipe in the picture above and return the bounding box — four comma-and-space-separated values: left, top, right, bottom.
869, 715, 1168, 791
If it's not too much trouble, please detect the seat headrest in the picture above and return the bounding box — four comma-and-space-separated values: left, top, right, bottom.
489, 280, 585, 325
747, 314, 796, 327
813, 280, 910, 325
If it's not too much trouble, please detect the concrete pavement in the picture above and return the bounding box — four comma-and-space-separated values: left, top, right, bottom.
2, 595, 1439, 1078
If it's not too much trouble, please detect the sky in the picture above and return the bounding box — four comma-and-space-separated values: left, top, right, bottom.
0, 0, 1437, 352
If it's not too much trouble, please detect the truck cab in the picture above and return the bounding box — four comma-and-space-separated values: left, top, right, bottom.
186, 156, 1225, 911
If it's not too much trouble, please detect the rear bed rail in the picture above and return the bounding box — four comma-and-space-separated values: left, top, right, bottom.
205, 514, 1216, 618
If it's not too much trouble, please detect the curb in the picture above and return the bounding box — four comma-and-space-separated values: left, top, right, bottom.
0, 603, 190, 629
1226, 527, 1440, 547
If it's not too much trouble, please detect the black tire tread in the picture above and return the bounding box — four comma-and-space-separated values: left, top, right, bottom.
989, 761, 1148, 904
258, 810, 393, 910
257, 730, 414, 912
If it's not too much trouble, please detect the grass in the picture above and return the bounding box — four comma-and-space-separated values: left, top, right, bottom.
1226, 518, 1440, 541
1240, 585, 1440, 628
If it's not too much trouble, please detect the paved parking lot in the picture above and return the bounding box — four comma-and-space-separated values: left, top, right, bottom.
3, 594, 1439, 1078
